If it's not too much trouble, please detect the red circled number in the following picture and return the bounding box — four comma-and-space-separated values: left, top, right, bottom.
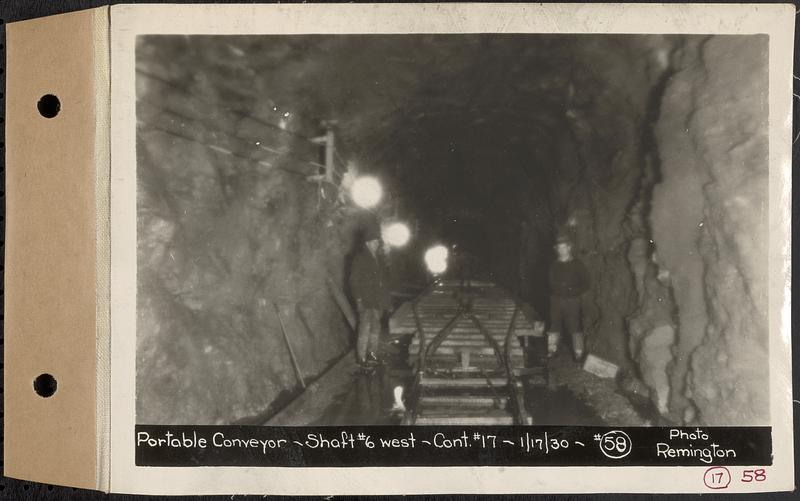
703, 466, 731, 489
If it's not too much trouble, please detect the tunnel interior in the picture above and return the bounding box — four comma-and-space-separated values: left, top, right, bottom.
136, 34, 770, 427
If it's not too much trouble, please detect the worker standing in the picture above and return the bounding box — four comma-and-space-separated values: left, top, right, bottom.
349, 216, 392, 367
546, 234, 591, 361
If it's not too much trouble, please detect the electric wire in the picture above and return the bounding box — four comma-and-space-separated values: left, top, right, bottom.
141, 122, 310, 178
138, 97, 327, 174
136, 67, 315, 142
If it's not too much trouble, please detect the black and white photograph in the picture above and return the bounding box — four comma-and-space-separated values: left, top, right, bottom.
133, 31, 773, 431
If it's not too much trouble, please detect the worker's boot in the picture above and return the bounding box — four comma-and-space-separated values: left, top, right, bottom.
572, 332, 585, 362
546, 331, 560, 357
391, 385, 406, 413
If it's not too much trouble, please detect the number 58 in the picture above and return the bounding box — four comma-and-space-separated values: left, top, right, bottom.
741, 469, 766, 482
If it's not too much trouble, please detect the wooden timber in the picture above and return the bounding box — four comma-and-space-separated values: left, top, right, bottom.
390, 279, 546, 426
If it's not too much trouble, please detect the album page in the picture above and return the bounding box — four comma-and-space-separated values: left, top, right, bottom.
107, 3, 792, 494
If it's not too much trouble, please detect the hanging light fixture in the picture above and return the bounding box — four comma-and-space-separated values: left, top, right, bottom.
424, 245, 449, 275
350, 176, 383, 209
383, 221, 411, 248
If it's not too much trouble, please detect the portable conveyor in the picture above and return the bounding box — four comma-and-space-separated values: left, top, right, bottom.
389, 279, 547, 425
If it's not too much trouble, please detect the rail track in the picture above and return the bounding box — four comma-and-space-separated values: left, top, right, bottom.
389, 279, 547, 425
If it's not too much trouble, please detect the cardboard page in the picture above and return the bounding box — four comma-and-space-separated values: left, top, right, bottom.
109, 3, 794, 495
4, 7, 109, 491
2, 3, 794, 495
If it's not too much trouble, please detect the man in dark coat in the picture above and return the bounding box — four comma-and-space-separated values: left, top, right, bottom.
547, 234, 591, 361
349, 217, 392, 366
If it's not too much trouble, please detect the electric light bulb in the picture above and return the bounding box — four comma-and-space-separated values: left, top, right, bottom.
350, 176, 383, 209
383, 222, 411, 248
424, 245, 449, 274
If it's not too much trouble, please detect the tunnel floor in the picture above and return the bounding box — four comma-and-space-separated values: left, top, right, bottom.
267, 342, 648, 426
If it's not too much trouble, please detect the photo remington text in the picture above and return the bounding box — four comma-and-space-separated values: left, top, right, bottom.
657, 429, 736, 464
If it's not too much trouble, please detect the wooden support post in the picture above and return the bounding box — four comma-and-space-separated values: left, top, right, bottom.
411, 302, 427, 372
503, 305, 520, 371
273, 302, 306, 390
325, 126, 335, 183
295, 304, 316, 340
326, 273, 356, 331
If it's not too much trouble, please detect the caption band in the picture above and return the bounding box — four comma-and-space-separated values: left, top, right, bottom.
135, 425, 771, 467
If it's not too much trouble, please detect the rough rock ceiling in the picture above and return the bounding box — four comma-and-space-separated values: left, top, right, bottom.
139, 34, 669, 238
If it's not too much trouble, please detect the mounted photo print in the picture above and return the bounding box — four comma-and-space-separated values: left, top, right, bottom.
4, 3, 794, 495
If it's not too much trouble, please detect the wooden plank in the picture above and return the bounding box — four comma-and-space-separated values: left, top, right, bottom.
414, 346, 523, 356
428, 359, 505, 377
273, 303, 306, 389
415, 415, 513, 425
326, 274, 356, 330
412, 348, 524, 358
420, 406, 509, 416
409, 341, 525, 358
396, 320, 529, 328
420, 377, 508, 388
419, 339, 503, 347
266, 352, 357, 426
402, 329, 538, 339
420, 396, 508, 408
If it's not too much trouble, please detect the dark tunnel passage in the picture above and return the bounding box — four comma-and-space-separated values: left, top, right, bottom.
135, 34, 770, 427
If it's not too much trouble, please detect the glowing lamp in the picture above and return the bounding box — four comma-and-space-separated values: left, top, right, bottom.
424, 245, 449, 275
383, 222, 411, 248
350, 176, 383, 209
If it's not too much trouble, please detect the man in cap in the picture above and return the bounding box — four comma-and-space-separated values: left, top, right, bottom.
349, 216, 392, 367
547, 234, 591, 361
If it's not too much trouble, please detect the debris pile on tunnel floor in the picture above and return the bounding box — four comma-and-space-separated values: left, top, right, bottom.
546, 352, 649, 426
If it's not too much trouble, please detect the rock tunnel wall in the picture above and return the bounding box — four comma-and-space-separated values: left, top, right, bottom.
541, 35, 769, 425
135, 38, 354, 425
543, 37, 670, 371
651, 36, 770, 425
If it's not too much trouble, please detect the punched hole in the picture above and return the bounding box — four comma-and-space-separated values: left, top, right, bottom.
33, 373, 57, 398
37, 94, 60, 118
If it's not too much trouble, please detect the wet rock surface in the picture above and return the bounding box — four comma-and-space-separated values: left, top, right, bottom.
652, 36, 770, 425
136, 39, 356, 425
542, 35, 770, 425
